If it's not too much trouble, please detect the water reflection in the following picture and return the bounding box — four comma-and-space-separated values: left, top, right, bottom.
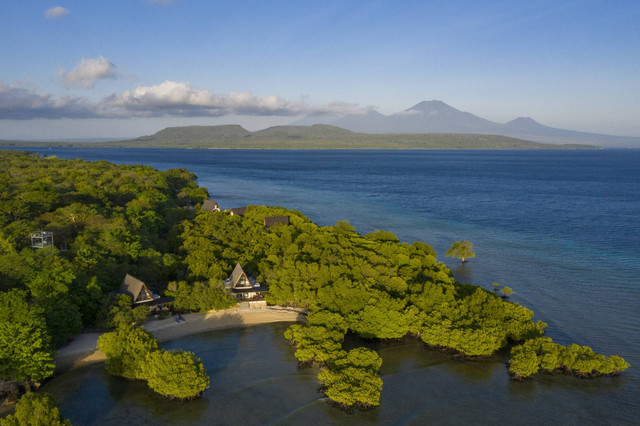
40, 323, 635, 425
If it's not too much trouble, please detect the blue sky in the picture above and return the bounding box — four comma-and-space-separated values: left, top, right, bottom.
1, 0, 639, 139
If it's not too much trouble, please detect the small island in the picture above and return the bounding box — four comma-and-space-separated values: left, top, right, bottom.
0, 151, 628, 420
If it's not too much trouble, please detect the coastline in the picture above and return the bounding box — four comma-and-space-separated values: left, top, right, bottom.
53, 307, 305, 374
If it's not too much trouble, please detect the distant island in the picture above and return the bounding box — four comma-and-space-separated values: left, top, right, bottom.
0, 124, 598, 149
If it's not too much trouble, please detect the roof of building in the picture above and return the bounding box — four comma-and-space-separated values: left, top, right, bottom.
119, 274, 152, 302
31, 231, 54, 238
202, 199, 220, 212
229, 207, 247, 217
228, 262, 251, 288
264, 215, 290, 229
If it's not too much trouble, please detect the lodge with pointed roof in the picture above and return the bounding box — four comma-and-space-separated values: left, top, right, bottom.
223, 262, 268, 300
119, 273, 173, 310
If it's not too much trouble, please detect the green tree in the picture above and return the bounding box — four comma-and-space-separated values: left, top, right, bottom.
318, 348, 383, 410
0, 290, 55, 390
445, 241, 476, 263
142, 350, 209, 400
500, 286, 514, 298
97, 294, 148, 329
97, 325, 158, 380
0, 392, 71, 426
167, 280, 236, 312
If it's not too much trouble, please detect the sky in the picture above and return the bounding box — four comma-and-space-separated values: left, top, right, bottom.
1, 0, 639, 140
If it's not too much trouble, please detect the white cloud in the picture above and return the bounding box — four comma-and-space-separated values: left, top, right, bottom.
0, 82, 97, 119
44, 6, 70, 19
60, 56, 118, 89
104, 80, 308, 117
0, 80, 370, 120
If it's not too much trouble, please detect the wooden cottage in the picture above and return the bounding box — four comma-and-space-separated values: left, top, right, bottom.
229, 207, 248, 217
223, 263, 268, 300
202, 199, 221, 212
264, 215, 289, 230
119, 274, 173, 310
120, 274, 154, 303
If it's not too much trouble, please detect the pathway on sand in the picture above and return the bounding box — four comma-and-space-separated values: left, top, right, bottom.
54, 307, 305, 374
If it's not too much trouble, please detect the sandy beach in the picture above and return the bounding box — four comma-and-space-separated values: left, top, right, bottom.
54, 307, 305, 374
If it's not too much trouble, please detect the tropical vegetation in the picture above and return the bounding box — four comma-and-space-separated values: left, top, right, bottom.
445, 240, 476, 263
0, 392, 71, 426
0, 151, 629, 414
98, 325, 209, 400
178, 203, 628, 409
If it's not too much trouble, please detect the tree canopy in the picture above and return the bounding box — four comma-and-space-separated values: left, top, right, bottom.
97, 325, 159, 380
445, 240, 476, 263
98, 324, 209, 399
0, 392, 71, 426
142, 350, 209, 400
0, 290, 55, 387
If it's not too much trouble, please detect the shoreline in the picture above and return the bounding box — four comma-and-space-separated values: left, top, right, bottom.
53, 307, 305, 374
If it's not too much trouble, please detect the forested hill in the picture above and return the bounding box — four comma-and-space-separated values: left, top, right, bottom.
0, 124, 599, 149
112, 124, 598, 149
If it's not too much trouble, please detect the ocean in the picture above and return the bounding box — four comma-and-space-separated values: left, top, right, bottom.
11, 147, 638, 424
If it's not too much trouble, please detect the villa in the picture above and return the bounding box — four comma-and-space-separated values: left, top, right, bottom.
223, 263, 268, 301
201, 199, 221, 212
229, 207, 247, 217
119, 274, 173, 311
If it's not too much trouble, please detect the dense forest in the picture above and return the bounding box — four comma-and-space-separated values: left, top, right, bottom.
0, 151, 207, 397
0, 151, 629, 415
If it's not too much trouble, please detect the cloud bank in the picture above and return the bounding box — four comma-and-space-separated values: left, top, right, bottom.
44, 6, 70, 19
60, 56, 119, 89
0, 82, 97, 120
0, 80, 369, 120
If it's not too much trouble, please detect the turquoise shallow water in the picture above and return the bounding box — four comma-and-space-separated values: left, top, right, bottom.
6, 147, 638, 424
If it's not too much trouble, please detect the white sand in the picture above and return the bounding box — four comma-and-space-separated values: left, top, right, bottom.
54, 308, 305, 374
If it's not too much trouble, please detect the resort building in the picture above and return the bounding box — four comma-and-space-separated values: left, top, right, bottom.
31, 231, 54, 249
264, 215, 290, 230
119, 274, 173, 311
223, 263, 268, 301
229, 207, 247, 217
201, 199, 221, 212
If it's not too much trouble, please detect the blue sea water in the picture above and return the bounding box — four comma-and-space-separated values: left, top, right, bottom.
8, 147, 639, 424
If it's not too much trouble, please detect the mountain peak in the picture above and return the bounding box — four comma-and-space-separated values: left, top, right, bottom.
406, 100, 459, 113
505, 117, 545, 130
508, 116, 540, 125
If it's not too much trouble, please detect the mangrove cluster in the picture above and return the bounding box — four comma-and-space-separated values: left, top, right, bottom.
181, 204, 629, 409
97, 325, 209, 400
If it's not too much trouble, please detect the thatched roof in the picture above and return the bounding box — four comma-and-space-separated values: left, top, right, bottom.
119, 274, 153, 303
229, 262, 252, 288
202, 199, 220, 212
229, 207, 247, 217
264, 215, 289, 229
